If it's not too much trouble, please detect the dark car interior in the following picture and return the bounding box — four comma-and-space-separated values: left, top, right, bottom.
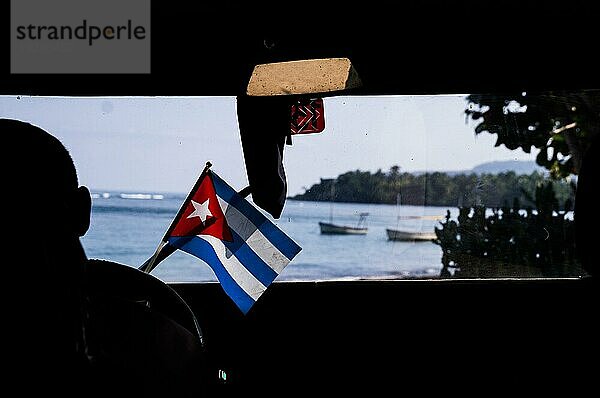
2, 3, 597, 396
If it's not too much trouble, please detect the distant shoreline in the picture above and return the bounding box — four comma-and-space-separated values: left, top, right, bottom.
289, 167, 574, 209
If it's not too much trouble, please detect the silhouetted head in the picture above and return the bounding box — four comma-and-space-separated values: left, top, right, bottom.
1, 118, 91, 237
1, 119, 92, 388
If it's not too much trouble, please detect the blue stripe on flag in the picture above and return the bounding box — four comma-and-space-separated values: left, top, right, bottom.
224, 229, 279, 286
211, 172, 302, 260
167, 236, 255, 314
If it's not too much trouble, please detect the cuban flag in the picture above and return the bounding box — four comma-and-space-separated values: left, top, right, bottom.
140, 164, 301, 314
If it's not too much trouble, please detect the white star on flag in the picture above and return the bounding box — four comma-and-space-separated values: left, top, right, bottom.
187, 198, 213, 224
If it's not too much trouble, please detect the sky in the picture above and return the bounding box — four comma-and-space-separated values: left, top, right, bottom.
0, 95, 539, 196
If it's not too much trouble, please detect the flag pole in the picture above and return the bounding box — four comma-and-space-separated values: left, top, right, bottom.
139, 161, 213, 273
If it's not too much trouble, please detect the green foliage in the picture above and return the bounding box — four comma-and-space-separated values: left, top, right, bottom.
434, 182, 581, 278
465, 91, 600, 177
291, 167, 575, 210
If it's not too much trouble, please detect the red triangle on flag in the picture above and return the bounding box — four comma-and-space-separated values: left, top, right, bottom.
170, 174, 232, 242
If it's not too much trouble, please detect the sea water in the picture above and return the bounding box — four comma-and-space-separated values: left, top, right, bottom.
81, 193, 452, 282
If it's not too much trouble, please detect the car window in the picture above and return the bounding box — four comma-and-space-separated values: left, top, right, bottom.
0, 92, 588, 281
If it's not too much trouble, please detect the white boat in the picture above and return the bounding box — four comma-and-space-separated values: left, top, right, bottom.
319, 220, 368, 235
386, 228, 436, 241
386, 192, 438, 241
319, 211, 369, 235
319, 181, 368, 235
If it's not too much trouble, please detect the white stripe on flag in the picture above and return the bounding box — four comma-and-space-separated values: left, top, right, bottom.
198, 234, 267, 301
217, 196, 291, 273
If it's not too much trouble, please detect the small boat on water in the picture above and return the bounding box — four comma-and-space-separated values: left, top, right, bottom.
386, 192, 438, 241
386, 228, 436, 241
319, 221, 368, 235
319, 180, 368, 235
319, 212, 369, 235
